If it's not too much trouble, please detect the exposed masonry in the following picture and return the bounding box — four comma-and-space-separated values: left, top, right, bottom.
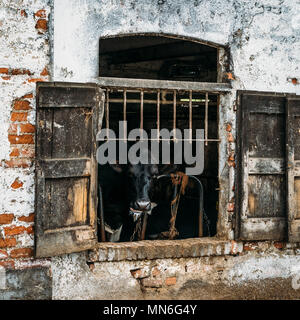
0, 0, 300, 299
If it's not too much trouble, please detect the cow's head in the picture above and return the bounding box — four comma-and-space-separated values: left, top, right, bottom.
126, 162, 158, 215
110, 163, 158, 220
110, 147, 181, 220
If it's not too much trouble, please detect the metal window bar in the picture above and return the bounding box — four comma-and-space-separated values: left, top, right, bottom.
157, 90, 160, 140
103, 88, 220, 144
123, 89, 127, 139
100, 86, 219, 242
189, 90, 192, 142
140, 90, 144, 138
173, 90, 176, 141
205, 92, 209, 146
105, 89, 110, 138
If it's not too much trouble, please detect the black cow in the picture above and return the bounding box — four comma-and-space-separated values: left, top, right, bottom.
98, 149, 206, 242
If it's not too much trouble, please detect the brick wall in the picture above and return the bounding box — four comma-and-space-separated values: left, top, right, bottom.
0, 0, 51, 275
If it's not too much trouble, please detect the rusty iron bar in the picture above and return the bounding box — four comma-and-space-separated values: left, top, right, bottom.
105, 89, 110, 138
140, 90, 144, 137
189, 90, 192, 142
205, 92, 209, 146
123, 89, 127, 139
157, 90, 160, 140
173, 90, 177, 141
107, 98, 215, 105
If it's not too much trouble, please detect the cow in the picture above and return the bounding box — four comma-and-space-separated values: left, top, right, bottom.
98, 147, 207, 242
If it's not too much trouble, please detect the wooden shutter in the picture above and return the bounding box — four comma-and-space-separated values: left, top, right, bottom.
286, 97, 300, 242
35, 82, 103, 257
236, 91, 288, 240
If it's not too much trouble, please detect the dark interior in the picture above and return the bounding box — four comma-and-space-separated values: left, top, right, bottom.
99, 35, 218, 82
98, 35, 219, 241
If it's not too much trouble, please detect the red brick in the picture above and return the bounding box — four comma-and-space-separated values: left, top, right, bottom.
35, 19, 47, 32
13, 100, 31, 110
0, 260, 15, 269
0, 238, 17, 248
9, 148, 20, 157
0, 249, 8, 259
4, 159, 32, 168
20, 123, 35, 133
274, 242, 284, 249
8, 124, 18, 134
141, 278, 163, 288
26, 226, 34, 234
20, 146, 35, 158
226, 123, 232, 132
227, 202, 235, 212
11, 69, 32, 76
8, 135, 34, 144
0, 68, 9, 74
130, 269, 142, 279
40, 67, 49, 76
20, 9, 27, 17
11, 112, 28, 122
228, 159, 236, 168
227, 132, 234, 142
1, 76, 11, 80
11, 178, 23, 189
165, 277, 176, 286
130, 268, 148, 279
0, 214, 14, 225
226, 72, 235, 80
4, 226, 26, 236
228, 154, 235, 161
27, 78, 45, 83
21, 93, 33, 99
151, 267, 160, 277
243, 244, 256, 251
18, 213, 34, 223
35, 9, 46, 18
10, 248, 33, 259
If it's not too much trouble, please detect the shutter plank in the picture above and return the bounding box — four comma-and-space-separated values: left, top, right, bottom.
236, 91, 288, 240
35, 82, 103, 258
286, 97, 300, 242
41, 159, 91, 178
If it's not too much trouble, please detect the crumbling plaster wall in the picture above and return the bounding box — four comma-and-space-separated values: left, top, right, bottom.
0, 0, 300, 299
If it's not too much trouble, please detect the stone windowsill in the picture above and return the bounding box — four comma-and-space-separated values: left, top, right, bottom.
88, 237, 243, 262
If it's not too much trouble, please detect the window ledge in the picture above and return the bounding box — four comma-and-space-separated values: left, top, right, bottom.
88, 238, 243, 262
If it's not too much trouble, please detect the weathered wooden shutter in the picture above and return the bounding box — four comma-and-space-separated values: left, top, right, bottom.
236, 91, 288, 240
35, 82, 103, 257
286, 97, 300, 242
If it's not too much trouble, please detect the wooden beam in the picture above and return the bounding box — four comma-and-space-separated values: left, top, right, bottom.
96, 77, 231, 93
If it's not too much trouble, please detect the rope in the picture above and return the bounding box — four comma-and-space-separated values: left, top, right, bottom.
165, 173, 189, 240
130, 214, 143, 241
